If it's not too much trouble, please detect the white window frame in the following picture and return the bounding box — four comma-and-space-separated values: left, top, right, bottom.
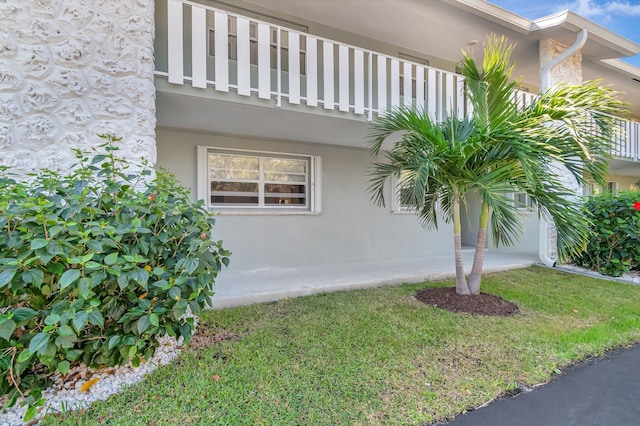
509, 191, 535, 213
603, 181, 618, 194
390, 173, 417, 214
583, 182, 599, 197
197, 146, 321, 215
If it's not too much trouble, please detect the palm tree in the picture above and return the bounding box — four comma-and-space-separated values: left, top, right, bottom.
367, 35, 626, 295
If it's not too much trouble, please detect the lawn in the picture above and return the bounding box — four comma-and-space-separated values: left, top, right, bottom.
43, 266, 640, 425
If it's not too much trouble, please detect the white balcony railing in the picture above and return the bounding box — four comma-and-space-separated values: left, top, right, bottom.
612, 117, 640, 161
158, 0, 639, 162
161, 0, 483, 121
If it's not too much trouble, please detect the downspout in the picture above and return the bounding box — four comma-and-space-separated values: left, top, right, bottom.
538, 29, 588, 267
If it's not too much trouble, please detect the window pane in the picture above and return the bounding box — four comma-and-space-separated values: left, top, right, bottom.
211, 181, 259, 205
209, 154, 259, 180
264, 183, 306, 194
211, 181, 258, 192
264, 158, 307, 174
265, 196, 306, 206
263, 172, 306, 182
212, 195, 259, 205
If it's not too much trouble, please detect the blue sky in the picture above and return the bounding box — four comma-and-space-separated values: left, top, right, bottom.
490, 0, 640, 68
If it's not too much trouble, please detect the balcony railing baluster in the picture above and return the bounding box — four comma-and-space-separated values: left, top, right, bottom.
161, 0, 638, 161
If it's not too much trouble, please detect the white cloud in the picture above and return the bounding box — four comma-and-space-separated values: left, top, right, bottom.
561, 0, 640, 18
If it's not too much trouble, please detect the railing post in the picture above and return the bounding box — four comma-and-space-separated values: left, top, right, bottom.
167, 0, 184, 85
276, 27, 282, 108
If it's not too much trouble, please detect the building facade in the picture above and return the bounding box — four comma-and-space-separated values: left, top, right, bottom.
3, 0, 640, 282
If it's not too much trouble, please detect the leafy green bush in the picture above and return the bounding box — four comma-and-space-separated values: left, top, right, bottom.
0, 134, 230, 419
573, 191, 640, 276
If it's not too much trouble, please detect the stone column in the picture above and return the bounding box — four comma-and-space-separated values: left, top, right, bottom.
0, 0, 157, 178
538, 37, 584, 265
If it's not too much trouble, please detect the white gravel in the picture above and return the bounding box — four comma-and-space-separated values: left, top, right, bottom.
557, 264, 640, 285
0, 327, 193, 425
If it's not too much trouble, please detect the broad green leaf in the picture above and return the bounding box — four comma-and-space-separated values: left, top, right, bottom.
149, 313, 159, 327
168, 287, 181, 301
87, 310, 104, 328
58, 360, 70, 376
108, 335, 121, 350
17, 350, 32, 363
136, 315, 150, 334
0, 268, 17, 288
65, 349, 83, 362
72, 312, 88, 333
55, 334, 76, 349
20, 269, 44, 286
104, 252, 119, 265
78, 278, 94, 300
24, 406, 38, 422
12, 307, 37, 322
29, 332, 50, 355
46, 262, 64, 276
57, 325, 76, 337
59, 269, 81, 289
0, 319, 16, 341
44, 314, 61, 326
30, 238, 48, 250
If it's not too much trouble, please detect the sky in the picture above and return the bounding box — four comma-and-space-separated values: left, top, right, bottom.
489, 0, 640, 68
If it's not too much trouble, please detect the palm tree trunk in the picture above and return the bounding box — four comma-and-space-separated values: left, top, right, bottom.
468, 202, 490, 295
453, 195, 470, 295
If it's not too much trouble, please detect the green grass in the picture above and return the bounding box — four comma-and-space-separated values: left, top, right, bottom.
43, 266, 640, 425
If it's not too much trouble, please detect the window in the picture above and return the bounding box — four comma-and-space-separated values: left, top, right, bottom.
391, 172, 416, 213
197, 146, 321, 213
207, 11, 307, 74
583, 182, 599, 197
603, 181, 618, 194
398, 52, 429, 100
510, 192, 534, 211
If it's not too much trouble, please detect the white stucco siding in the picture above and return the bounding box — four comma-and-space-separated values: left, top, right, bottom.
0, 0, 157, 177
156, 128, 453, 271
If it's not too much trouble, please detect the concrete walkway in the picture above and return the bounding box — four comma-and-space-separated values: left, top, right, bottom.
443, 344, 640, 426
210, 249, 537, 308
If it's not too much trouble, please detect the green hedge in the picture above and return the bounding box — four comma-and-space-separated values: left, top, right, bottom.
0, 135, 230, 420
574, 190, 640, 276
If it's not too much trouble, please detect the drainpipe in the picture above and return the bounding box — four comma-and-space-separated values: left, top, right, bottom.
538, 29, 588, 267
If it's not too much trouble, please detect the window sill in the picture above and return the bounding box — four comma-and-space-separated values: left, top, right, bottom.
211, 209, 321, 216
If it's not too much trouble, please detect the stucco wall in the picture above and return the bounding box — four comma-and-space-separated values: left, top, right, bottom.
0, 0, 157, 177
157, 128, 455, 271
540, 38, 583, 87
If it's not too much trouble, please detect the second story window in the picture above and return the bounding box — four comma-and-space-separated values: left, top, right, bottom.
207, 11, 308, 74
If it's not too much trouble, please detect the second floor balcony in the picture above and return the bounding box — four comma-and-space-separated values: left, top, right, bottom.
154, 0, 640, 163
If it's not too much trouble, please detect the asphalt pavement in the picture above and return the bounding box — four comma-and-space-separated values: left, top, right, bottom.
443, 344, 640, 426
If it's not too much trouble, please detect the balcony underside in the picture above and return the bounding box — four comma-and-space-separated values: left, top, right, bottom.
156, 77, 374, 148
610, 158, 640, 178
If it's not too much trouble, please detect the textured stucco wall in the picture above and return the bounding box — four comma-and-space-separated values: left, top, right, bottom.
540, 38, 583, 87
0, 0, 156, 177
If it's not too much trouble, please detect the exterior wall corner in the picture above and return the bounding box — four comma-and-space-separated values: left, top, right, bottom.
0, 0, 157, 178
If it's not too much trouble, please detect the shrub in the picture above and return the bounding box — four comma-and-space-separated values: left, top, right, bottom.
573, 191, 640, 276
0, 134, 230, 419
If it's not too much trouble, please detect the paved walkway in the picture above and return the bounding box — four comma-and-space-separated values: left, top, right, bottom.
210, 249, 537, 308
443, 344, 640, 426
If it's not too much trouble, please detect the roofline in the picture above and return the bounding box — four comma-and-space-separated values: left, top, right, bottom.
532, 10, 640, 57
444, 0, 640, 58
599, 58, 640, 79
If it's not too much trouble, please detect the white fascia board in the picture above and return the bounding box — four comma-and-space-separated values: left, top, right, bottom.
598, 58, 640, 79
447, 1, 640, 58
532, 11, 640, 58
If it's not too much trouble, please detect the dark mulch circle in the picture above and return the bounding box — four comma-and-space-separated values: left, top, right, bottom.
415, 286, 519, 316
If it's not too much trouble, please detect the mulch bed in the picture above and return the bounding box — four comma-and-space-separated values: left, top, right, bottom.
415, 286, 519, 316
